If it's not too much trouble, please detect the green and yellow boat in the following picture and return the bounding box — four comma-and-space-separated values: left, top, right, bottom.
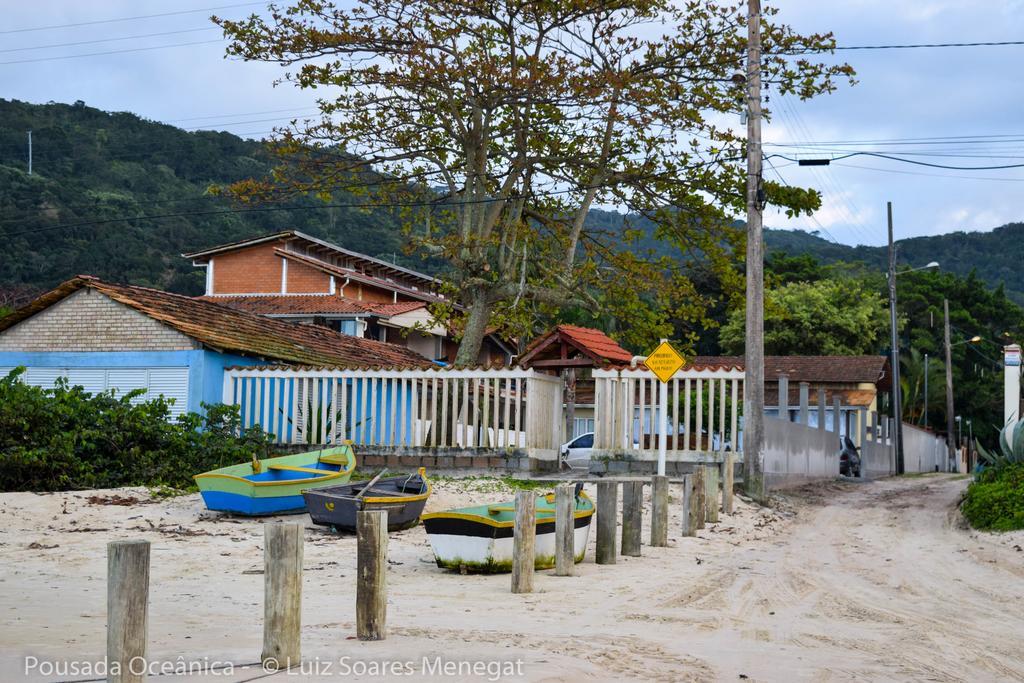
194, 444, 356, 515
422, 485, 594, 573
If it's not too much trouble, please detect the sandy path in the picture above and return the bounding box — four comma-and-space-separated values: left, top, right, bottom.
1, 474, 1022, 681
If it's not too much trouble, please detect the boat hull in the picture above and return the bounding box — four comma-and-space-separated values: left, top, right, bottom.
304, 472, 431, 532
194, 446, 356, 516
422, 492, 594, 573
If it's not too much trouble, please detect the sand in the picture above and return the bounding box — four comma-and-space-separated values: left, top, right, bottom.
1, 474, 1022, 681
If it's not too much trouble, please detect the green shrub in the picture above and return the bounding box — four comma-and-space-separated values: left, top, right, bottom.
962, 463, 1024, 531
0, 367, 274, 492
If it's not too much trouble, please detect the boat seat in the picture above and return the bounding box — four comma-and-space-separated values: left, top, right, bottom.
318, 453, 351, 466
266, 464, 331, 475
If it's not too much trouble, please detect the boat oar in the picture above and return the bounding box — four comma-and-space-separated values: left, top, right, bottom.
355, 470, 387, 499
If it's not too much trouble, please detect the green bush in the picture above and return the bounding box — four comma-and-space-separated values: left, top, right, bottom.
962, 463, 1024, 531
0, 367, 274, 492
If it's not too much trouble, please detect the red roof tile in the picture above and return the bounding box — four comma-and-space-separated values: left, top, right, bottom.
690, 356, 890, 388
0, 277, 432, 369
520, 324, 634, 368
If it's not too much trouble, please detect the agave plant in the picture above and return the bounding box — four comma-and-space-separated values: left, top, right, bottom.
977, 420, 1024, 468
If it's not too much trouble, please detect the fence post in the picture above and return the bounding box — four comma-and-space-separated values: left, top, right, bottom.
107, 540, 150, 683
262, 523, 303, 669
356, 510, 387, 640
621, 481, 643, 557
817, 388, 827, 431
511, 491, 536, 593
555, 483, 575, 576
650, 475, 669, 547
705, 465, 720, 523
778, 373, 789, 420
693, 466, 706, 529
799, 382, 810, 425
833, 397, 843, 435
596, 481, 618, 564
680, 474, 695, 536
722, 453, 734, 515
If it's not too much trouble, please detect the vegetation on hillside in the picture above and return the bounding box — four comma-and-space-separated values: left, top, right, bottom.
0, 98, 440, 297
0, 367, 273, 492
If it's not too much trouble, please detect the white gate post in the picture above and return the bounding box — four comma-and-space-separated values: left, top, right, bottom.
1005, 344, 1021, 428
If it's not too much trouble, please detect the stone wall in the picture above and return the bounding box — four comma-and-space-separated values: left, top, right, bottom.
0, 289, 194, 352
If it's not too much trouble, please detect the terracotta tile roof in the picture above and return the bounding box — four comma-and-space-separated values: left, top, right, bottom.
691, 355, 890, 388
0, 277, 432, 369
196, 295, 427, 318
520, 324, 634, 368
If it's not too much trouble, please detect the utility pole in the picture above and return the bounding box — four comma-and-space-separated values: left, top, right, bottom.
27, 130, 32, 175
742, 0, 765, 499
923, 353, 929, 429
887, 202, 904, 474
944, 298, 956, 472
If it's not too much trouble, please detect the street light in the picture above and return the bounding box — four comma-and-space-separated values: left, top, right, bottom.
951, 335, 983, 347
887, 236, 939, 475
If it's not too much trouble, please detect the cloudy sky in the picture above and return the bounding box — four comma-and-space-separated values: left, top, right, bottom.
3, 1, 1023, 247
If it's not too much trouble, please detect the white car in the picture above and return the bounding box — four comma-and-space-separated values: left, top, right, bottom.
560, 432, 595, 470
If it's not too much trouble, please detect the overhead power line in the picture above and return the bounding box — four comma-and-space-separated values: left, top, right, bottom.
0, 39, 226, 66
0, 27, 218, 54
0, 2, 263, 34
769, 151, 1024, 171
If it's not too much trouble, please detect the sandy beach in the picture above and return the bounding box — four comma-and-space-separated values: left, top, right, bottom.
1, 474, 1022, 682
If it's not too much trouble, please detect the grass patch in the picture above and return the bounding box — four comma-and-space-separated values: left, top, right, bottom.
962, 463, 1024, 531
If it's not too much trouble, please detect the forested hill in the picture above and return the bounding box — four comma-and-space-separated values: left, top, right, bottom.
765, 226, 1024, 303
2, 99, 1023, 304
0, 98, 428, 299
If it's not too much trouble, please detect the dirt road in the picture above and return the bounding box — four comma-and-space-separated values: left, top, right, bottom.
2, 474, 1022, 681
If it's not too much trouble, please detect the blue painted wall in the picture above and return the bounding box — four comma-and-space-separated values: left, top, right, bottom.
0, 349, 261, 415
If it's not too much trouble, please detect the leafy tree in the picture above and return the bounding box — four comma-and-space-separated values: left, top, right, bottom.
215, 0, 852, 364
719, 277, 889, 356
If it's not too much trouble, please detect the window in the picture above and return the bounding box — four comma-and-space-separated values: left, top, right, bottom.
571, 433, 594, 449
573, 417, 595, 437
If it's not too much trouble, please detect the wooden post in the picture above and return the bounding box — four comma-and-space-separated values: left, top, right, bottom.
722, 453, 735, 515
263, 523, 303, 668
107, 540, 150, 683
680, 474, 695, 536
555, 483, 575, 576
650, 475, 669, 547
705, 465, 720, 523
693, 466, 706, 530
621, 481, 643, 557
356, 510, 387, 640
511, 491, 536, 593
595, 481, 617, 565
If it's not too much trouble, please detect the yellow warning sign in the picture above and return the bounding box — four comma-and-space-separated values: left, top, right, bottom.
643, 340, 685, 383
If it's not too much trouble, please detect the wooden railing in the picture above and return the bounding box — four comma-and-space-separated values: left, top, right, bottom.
222, 367, 563, 450
592, 366, 745, 454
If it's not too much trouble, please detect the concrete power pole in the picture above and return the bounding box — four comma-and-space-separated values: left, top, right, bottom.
27, 130, 32, 176
923, 353, 929, 429
743, 0, 765, 499
887, 202, 904, 474
943, 298, 956, 472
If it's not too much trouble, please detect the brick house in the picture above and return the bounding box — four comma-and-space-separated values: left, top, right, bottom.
0, 276, 429, 418
183, 230, 514, 365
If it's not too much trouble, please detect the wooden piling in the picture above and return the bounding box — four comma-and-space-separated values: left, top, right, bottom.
596, 481, 618, 564
722, 453, 735, 515
356, 510, 387, 640
680, 474, 695, 536
107, 540, 150, 683
693, 466, 706, 529
705, 465, 720, 523
262, 523, 303, 668
511, 491, 536, 593
621, 481, 643, 557
650, 475, 669, 547
555, 483, 575, 576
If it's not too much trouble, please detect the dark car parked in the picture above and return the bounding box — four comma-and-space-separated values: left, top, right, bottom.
839, 435, 861, 478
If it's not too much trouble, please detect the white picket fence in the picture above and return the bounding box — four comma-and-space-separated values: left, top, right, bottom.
593, 366, 745, 454
222, 366, 563, 450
